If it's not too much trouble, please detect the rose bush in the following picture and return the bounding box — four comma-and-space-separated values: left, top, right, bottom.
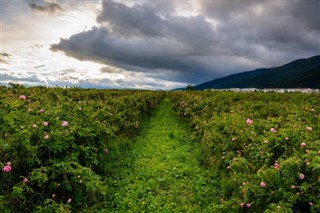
0, 86, 164, 211
171, 91, 320, 212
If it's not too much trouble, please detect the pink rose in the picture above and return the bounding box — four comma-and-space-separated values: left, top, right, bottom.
2, 165, 12, 172
246, 203, 251, 208
20, 95, 26, 100
260, 182, 266, 188
61, 121, 68, 127
300, 142, 306, 148
44, 133, 49, 139
23, 178, 29, 184
240, 203, 245, 208
270, 127, 276, 133
246, 118, 253, 125
299, 173, 305, 180
43, 122, 49, 127
291, 185, 296, 189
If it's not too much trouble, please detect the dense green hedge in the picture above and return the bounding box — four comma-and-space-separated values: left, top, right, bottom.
170, 91, 320, 212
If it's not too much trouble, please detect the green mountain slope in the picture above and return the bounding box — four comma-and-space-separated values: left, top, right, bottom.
192, 55, 320, 90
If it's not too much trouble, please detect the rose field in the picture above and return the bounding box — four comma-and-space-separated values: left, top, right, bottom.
0, 86, 319, 212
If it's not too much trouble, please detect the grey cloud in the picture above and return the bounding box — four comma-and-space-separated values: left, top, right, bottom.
34, 65, 45, 69
200, 0, 261, 20
51, 0, 320, 85
29, 2, 63, 14
51, 1, 224, 83
0, 73, 43, 83
200, 1, 320, 54
100, 67, 123, 74
0, 52, 12, 64
97, 1, 164, 37
51, 24, 217, 83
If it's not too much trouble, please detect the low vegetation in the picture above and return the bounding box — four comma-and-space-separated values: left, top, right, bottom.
171, 91, 320, 212
1, 86, 319, 212
0, 86, 164, 211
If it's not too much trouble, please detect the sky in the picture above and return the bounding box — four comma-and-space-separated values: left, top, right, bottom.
1, 0, 320, 90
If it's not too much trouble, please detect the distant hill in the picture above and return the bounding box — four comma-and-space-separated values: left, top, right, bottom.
191, 55, 320, 90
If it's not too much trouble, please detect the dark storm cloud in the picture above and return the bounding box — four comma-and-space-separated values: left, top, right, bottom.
200, 1, 320, 52
29, 2, 63, 14
51, 7, 220, 83
51, 0, 320, 85
96, 1, 164, 37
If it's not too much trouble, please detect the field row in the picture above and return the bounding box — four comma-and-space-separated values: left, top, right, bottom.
170, 91, 320, 212
0, 86, 164, 212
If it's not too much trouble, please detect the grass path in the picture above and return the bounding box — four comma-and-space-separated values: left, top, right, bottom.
101, 97, 217, 212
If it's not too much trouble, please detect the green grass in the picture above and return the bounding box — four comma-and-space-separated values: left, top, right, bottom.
98, 97, 218, 212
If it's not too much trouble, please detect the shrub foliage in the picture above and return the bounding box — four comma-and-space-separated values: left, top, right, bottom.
170, 91, 320, 212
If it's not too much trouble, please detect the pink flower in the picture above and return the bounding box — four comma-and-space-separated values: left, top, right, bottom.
291, 185, 296, 189
52, 194, 56, 199
260, 182, 266, 188
43, 122, 49, 127
270, 127, 276, 133
246, 118, 253, 125
300, 142, 306, 148
299, 173, 305, 180
67, 198, 72, 203
61, 121, 68, 127
44, 133, 49, 139
2, 165, 12, 172
240, 203, 245, 208
20, 95, 26, 100
6, 162, 11, 166
274, 162, 279, 169
305, 127, 312, 131
285, 137, 289, 141
246, 203, 251, 208
23, 178, 29, 184
39, 109, 45, 113
309, 202, 314, 206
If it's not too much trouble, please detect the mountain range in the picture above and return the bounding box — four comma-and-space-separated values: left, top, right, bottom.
187, 55, 320, 90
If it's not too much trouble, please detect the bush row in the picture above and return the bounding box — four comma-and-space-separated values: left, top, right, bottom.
170, 91, 320, 212
0, 86, 164, 212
